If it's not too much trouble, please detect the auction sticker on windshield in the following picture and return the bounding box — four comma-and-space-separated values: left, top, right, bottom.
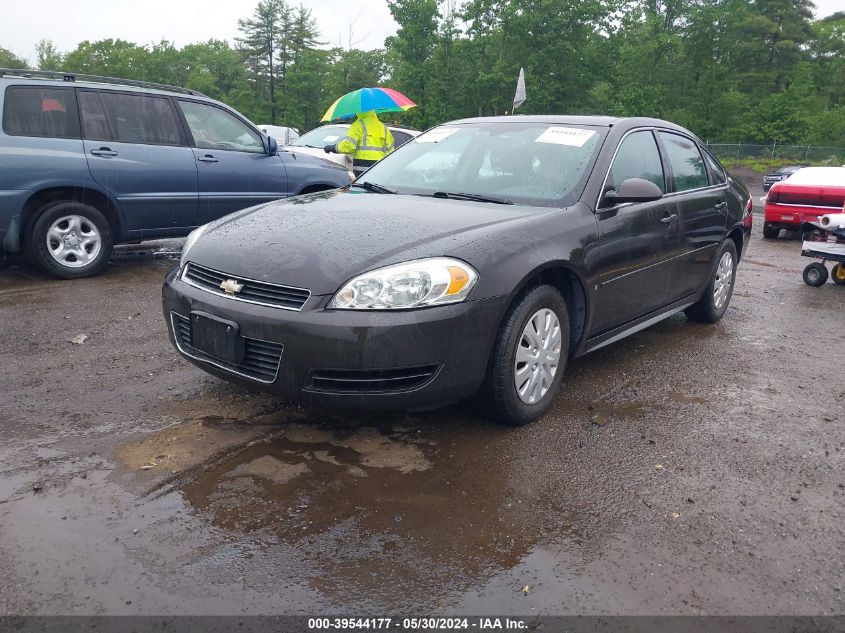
416, 127, 459, 143
535, 126, 596, 147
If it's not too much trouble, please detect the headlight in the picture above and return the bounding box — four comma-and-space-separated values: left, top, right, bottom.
328, 257, 478, 310
180, 224, 209, 269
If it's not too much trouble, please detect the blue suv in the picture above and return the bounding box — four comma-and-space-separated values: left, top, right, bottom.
0, 69, 352, 278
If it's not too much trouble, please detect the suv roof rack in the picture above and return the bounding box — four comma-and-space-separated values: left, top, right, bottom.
0, 68, 208, 97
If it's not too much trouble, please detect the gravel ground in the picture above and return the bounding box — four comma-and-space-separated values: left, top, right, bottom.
0, 215, 842, 617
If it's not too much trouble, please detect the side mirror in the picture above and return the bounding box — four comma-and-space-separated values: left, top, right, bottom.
603, 178, 663, 206
267, 135, 278, 156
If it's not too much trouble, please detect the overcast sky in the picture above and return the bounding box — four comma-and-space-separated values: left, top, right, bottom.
4, 0, 843, 64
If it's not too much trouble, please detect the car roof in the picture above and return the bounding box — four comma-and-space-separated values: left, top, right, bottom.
0, 74, 215, 101
444, 114, 698, 138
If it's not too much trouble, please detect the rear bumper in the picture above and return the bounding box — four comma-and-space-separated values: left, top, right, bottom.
162, 266, 509, 411
763, 204, 834, 228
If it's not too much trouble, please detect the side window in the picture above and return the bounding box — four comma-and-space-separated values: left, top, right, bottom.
98, 93, 181, 145
392, 131, 412, 147
78, 91, 112, 141
179, 101, 264, 153
2, 86, 80, 139
703, 150, 727, 185
606, 130, 665, 194
658, 132, 709, 191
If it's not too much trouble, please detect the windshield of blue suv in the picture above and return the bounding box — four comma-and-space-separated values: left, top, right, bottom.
358, 122, 606, 208
291, 124, 350, 149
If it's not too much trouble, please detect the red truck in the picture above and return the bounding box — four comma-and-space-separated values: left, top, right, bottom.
763, 167, 845, 239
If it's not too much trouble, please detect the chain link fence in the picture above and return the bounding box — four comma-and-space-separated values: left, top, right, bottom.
706, 143, 845, 164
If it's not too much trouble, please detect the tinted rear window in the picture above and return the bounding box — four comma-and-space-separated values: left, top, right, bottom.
99, 92, 181, 145
2, 86, 80, 139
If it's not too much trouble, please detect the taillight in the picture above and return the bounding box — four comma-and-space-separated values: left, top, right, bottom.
745, 198, 753, 214
767, 187, 780, 204
743, 198, 753, 227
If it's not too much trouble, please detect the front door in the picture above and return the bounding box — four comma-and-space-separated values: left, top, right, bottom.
592, 130, 680, 334
78, 90, 197, 233
178, 100, 290, 224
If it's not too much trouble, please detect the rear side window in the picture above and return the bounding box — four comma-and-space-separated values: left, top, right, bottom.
659, 132, 709, 191
606, 130, 666, 193
392, 130, 412, 147
78, 91, 112, 141
2, 86, 80, 139
98, 92, 181, 145
703, 151, 727, 185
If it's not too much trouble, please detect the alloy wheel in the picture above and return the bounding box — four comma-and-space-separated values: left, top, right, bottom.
514, 308, 562, 404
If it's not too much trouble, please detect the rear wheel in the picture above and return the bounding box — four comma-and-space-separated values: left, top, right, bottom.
29, 201, 113, 279
477, 285, 569, 426
763, 223, 780, 239
831, 263, 845, 286
803, 262, 828, 287
685, 240, 737, 323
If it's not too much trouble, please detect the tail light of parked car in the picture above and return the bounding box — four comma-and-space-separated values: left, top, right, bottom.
743, 198, 753, 227
767, 186, 780, 205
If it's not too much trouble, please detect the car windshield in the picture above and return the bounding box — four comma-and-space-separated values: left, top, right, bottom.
359, 121, 606, 208
291, 124, 349, 148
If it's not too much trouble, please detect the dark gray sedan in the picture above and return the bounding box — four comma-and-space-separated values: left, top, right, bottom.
163, 115, 752, 426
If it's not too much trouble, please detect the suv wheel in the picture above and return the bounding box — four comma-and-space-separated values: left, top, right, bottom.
30, 202, 113, 279
478, 285, 570, 426
762, 223, 779, 239
685, 240, 738, 323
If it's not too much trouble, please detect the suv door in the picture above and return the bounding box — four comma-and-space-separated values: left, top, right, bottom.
657, 131, 726, 301
592, 129, 680, 334
177, 100, 290, 223
78, 90, 198, 234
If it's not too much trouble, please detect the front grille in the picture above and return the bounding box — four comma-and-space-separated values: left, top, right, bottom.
307, 365, 441, 394
183, 263, 310, 311
171, 313, 283, 383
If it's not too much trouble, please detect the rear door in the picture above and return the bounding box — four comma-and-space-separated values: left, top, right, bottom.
592, 129, 679, 333
177, 100, 290, 224
657, 131, 726, 301
79, 90, 198, 233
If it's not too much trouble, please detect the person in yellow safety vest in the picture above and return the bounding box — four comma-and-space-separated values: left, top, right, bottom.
324, 110, 394, 171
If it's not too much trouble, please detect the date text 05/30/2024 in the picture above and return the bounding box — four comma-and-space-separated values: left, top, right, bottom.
307, 617, 528, 630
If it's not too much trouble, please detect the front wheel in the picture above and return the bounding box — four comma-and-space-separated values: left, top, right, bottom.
30, 202, 113, 279
477, 285, 570, 426
803, 262, 828, 287
685, 240, 738, 323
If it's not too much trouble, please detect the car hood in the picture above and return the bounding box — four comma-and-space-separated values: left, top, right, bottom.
287, 146, 348, 167
185, 189, 553, 295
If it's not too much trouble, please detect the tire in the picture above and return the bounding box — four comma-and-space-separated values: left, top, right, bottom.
29, 201, 113, 279
831, 263, 845, 286
803, 262, 828, 287
685, 240, 738, 323
477, 285, 570, 426
763, 223, 780, 239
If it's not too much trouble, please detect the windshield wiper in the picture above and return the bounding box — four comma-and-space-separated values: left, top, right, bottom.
431, 191, 513, 205
351, 181, 397, 194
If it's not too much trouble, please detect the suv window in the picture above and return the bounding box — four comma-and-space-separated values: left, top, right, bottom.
2, 86, 80, 139
659, 132, 709, 191
703, 151, 726, 185
97, 92, 181, 145
606, 130, 665, 193
179, 101, 264, 153
392, 130, 413, 148
78, 91, 111, 141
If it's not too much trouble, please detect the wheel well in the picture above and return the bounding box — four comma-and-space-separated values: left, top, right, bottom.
512, 266, 588, 357
21, 187, 120, 250
298, 184, 336, 195
727, 228, 744, 260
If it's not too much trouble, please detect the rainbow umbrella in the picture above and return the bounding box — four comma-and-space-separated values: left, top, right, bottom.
321, 87, 416, 122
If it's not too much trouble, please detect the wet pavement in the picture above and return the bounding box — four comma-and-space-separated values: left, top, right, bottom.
1, 220, 843, 616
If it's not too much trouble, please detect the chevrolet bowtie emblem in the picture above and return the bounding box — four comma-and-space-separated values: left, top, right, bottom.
219, 279, 244, 295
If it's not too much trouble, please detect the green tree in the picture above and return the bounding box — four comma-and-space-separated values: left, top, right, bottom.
237, 0, 289, 123
35, 39, 64, 71
0, 46, 27, 69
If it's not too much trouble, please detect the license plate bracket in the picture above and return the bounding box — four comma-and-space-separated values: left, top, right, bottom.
190, 312, 245, 364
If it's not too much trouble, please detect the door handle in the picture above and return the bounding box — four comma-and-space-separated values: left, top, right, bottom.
90, 147, 117, 157
715, 201, 727, 211
660, 213, 677, 227
197, 154, 219, 163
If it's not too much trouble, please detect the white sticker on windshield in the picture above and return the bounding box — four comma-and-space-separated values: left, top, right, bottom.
535, 126, 596, 147
323, 135, 339, 142
416, 127, 459, 143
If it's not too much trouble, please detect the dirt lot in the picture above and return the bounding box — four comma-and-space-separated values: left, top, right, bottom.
0, 215, 843, 617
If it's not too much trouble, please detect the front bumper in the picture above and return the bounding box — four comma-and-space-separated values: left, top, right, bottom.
162, 266, 509, 411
